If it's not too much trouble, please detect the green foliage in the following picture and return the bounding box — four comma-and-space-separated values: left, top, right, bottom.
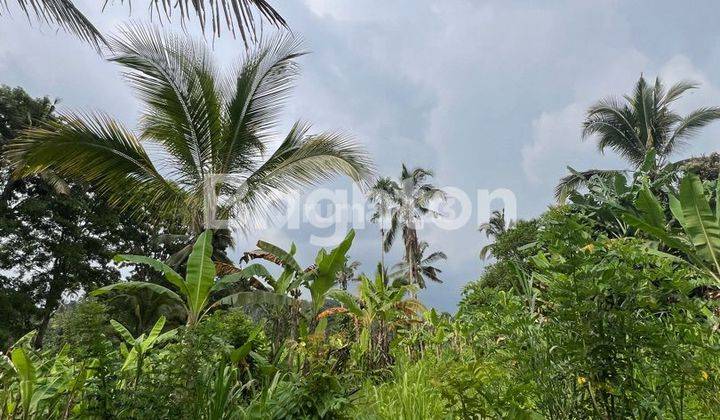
0, 85, 179, 348
95, 230, 248, 327
355, 357, 450, 420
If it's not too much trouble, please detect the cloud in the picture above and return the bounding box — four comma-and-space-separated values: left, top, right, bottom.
521, 52, 720, 197
4, 0, 720, 311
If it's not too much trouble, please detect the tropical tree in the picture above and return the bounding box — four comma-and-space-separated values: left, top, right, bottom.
1, 0, 286, 50
221, 231, 356, 329
392, 241, 446, 288
383, 165, 445, 289
556, 75, 720, 199
0, 85, 177, 348
7, 26, 373, 264
369, 177, 398, 276
93, 231, 242, 326
478, 209, 513, 260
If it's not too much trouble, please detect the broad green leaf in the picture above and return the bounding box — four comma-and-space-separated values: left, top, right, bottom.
639, 149, 657, 173
213, 264, 274, 292
121, 348, 139, 372
327, 289, 362, 317
113, 255, 186, 295
669, 193, 686, 229
11, 348, 35, 415
314, 317, 328, 335
309, 230, 355, 313
110, 320, 136, 345
613, 173, 629, 195
92, 282, 184, 307
679, 174, 720, 275
229, 325, 263, 364
623, 213, 694, 257
216, 291, 293, 308
11, 348, 35, 383
185, 230, 216, 317
256, 240, 302, 273
635, 182, 665, 228
142, 316, 167, 349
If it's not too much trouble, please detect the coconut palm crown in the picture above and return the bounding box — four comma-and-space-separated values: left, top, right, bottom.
383, 165, 446, 289
7, 25, 373, 249
556, 75, 720, 199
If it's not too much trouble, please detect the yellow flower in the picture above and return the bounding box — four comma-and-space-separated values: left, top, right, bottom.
580, 244, 595, 253
701, 370, 709, 381
577, 376, 587, 385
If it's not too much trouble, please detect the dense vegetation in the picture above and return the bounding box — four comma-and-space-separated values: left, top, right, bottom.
4, 19, 720, 420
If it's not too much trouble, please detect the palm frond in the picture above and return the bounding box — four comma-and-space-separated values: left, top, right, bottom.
555, 167, 624, 201
662, 80, 698, 106
383, 210, 399, 252
219, 33, 305, 175
138, 0, 287, 44
2, 0, 106, 50
110, 24, 222, 184
230, 122, 373, 231
666, 107, 720, 156
6, 113, 186, 221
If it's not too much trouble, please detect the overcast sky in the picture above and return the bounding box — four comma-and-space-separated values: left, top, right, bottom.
3, 0, 720, 311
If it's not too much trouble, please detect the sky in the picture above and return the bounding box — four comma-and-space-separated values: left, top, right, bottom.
2, 0, 720, 311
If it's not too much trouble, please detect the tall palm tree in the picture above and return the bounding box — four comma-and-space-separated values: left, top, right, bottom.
478, 209, 513, 260
7, 26, 373, 263
384, 165, 445, 289
556, 75, 720, 199
392, 241, 446, 288
368, 176, 398, 277
1, 0, 286, 50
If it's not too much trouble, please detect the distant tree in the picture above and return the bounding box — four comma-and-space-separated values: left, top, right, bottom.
392, 241, 446, 288
369, 177, 397, 278
383, 165, 446, 290
0, 85, 176, 347
556, 76, 720, 199
478, 209, 514, 260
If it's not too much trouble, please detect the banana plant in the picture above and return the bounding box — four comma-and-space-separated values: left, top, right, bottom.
111, 316, 176, 385
93, 230, 242, 326
623, 172, 720, 282
224, 230, 356, 316
4, 347, 81, 419
307, 230, 356, 315
325, 265, 423, 364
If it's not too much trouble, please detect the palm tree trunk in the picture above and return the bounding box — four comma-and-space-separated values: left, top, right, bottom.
404, 227, 419, 298
380, 226, 385, 282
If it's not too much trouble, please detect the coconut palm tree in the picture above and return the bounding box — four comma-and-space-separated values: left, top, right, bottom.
7, 26, 372, 264
368, 176, 398, 276
478, 209, 513, 260
392, 241, 446, 288
555, 75, 720, 199
1, 0, 285, 51
383, 165, 445, 289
